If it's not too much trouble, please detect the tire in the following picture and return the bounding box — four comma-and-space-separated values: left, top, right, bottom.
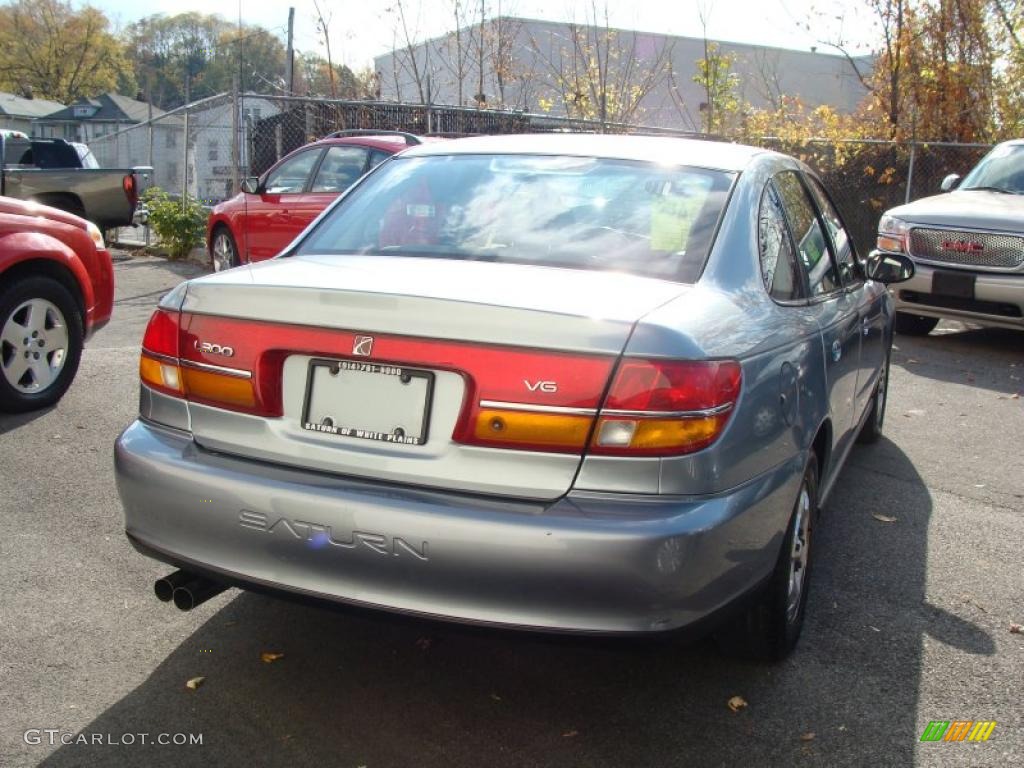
210, 226, 240, 272
0, 276, 84, 413
857, 349, 890, 444
893, 312, 938, 336
723, 458, 818, 662
33, 195, 86, 220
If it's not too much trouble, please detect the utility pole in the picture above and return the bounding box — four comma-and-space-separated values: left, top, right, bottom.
286, 7, 295, 95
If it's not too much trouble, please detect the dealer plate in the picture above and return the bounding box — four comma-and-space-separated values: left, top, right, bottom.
301, 359, 434, 446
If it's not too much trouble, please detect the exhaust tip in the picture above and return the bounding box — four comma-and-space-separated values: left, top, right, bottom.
154, 570, 193, 602
172, 577, 228, 611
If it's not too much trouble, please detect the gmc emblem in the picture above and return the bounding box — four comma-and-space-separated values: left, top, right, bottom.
941, 239, 984, 253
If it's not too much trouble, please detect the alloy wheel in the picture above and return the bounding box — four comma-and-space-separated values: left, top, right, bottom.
212, 232, 237, 272
0, 298, 70, 393
786, 483, 812, 624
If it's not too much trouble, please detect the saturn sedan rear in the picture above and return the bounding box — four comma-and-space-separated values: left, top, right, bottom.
114, 134, 914, 660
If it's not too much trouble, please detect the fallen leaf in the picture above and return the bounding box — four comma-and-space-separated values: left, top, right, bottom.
868, 625, 881, 632
260, 652, 285, 663
185, 676, 205, 690
490, 693, 502, 702
800, 732, 816, 741
838, 725, 847, 732
562, 730, 579, 738
727, 695, 748, 713
872, 514, 897, 523
1010, 623, 1022, 634
907, 358, 919, 364
1012, 393, 1021, 399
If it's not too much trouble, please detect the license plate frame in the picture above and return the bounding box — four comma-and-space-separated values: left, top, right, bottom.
300, 358, 435, 446
932, 269, 976, 299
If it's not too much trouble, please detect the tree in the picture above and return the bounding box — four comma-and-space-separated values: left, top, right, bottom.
529, 3, 675, 127
125, 14, 285, 109
0, 0, 134, 103
693, 42, 741, 135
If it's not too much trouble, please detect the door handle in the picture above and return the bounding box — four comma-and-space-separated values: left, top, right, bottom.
831, 339, 842, 362
862, 317, 871, 336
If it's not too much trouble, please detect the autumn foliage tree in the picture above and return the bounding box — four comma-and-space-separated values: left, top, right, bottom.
0, 0, 134, 103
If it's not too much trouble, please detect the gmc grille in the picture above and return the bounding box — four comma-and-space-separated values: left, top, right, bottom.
908, 227, 1024, 270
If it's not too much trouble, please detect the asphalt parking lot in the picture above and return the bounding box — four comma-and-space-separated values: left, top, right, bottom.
1, 253, 1021, 767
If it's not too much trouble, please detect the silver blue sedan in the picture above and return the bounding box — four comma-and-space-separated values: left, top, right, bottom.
115, 134, 914, 660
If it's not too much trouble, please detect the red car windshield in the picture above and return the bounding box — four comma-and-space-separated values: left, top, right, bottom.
296, 154, 735, 282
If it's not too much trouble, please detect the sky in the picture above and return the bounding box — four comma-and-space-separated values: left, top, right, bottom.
95, 0, 879, 71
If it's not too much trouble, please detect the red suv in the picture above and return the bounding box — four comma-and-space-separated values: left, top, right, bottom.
207, 131, 430, 271
0, 195, 113, 411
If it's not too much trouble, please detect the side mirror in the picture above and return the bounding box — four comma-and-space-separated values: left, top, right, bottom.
866, 250, 915, 284
940, 173, 961, 192
240, 177, 260, 195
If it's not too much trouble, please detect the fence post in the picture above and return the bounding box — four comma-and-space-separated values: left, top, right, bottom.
231, 77, 240, 195
182, 108, 189, 212
906, 141, 917, 204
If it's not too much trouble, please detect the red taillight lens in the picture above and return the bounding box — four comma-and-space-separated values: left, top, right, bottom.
141, 309, 179, 358
122, 173, 137, 205
603, 359, 741, 412
591, 359, 741, 456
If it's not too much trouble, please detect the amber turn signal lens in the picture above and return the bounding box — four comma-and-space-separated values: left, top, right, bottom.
181, 367, 256, 408
140, 354, 182, 394
473, 408, 592, 451
592, 414, 729, 455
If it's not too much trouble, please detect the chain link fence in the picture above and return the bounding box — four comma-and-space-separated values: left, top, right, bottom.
84, 91, 991, 256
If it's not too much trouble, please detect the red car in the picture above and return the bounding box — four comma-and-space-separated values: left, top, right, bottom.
207, 131, 433, 271
0, 196, 113, 412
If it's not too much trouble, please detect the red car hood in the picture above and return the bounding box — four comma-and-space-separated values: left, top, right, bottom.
0, 195, 90, 231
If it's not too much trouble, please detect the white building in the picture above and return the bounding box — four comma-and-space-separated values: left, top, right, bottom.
374, 16, 873, 129
0, 92, 66, 136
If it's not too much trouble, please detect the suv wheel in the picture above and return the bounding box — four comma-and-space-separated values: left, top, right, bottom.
211, 227, 240, 272
894, 312, 938, 336
722, 458, 818, 661
0, 276, 84, 413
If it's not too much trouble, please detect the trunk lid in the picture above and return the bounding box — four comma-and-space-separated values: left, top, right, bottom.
177, 254, 689, 499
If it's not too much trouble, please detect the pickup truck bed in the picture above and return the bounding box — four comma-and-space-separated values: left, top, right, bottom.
1, 134, 151, 231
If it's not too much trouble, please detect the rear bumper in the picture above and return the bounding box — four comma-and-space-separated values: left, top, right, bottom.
894, 260, 1024, 329
114, 420, 801, 634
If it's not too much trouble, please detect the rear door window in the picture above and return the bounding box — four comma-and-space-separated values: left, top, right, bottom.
311, 146, 370, 192
773, 171, 841, 297
759, 182, 804, 301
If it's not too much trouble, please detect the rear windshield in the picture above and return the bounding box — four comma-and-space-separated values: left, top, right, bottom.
296, 154, 735, 282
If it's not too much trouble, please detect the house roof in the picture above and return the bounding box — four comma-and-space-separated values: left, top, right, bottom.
38, 92, 167, 123
0, 92, 66, 119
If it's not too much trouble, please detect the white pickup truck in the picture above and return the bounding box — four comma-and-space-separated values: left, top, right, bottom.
876, 139, 1024, 334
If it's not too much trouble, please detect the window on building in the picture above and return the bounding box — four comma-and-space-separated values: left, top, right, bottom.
208, 141, 218, 161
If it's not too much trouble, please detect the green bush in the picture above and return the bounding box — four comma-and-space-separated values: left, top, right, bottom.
142, 187, 207, 259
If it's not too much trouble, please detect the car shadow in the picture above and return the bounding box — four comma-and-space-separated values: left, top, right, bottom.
892, 324, 1023, 395
0, 404, 54, 435
37, 440, 991, 768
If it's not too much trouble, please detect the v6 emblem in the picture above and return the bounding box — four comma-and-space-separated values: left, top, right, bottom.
524, 380, 558, 393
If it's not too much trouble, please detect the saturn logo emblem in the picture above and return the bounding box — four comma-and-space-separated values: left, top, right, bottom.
352, 335, 374, 357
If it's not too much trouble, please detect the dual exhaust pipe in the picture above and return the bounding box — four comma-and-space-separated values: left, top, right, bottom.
154, 570, 227, 611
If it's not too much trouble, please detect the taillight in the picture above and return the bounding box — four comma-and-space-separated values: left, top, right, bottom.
590, 359, 741, 456
139, 309, 260, 414
122, 174, 137, 206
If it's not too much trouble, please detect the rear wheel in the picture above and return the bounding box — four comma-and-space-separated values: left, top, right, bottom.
722, 458, 818, 661
894, 312, 938, 336
0, 276, 84, 413
211, 227, 240, 272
